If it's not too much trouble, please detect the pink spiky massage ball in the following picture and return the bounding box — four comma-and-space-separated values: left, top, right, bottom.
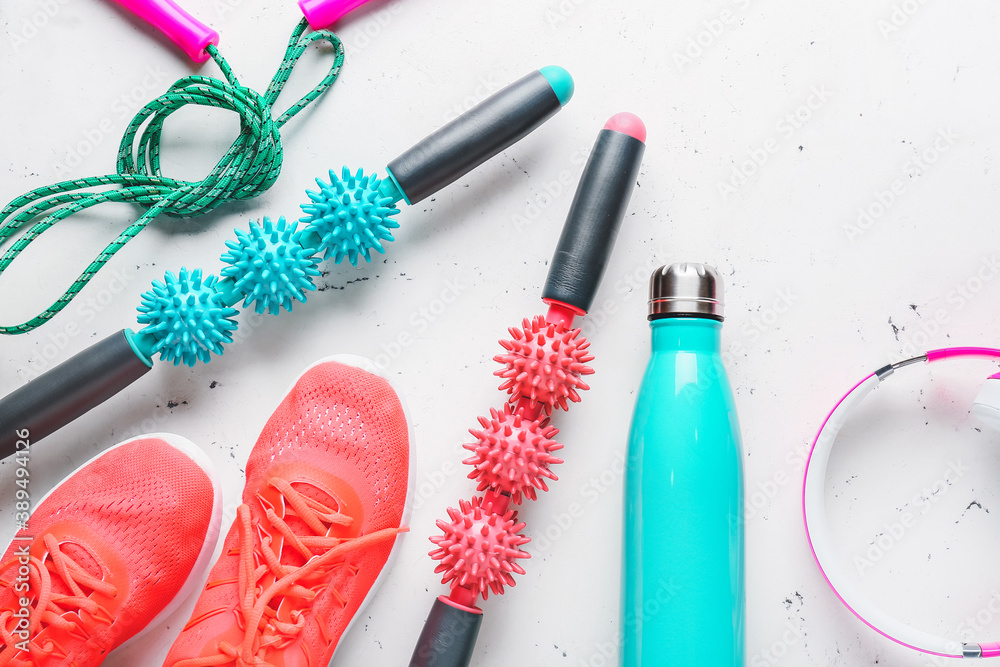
463, 405, 564, 503
494, 315, 595, 413
429, 497, 530, 600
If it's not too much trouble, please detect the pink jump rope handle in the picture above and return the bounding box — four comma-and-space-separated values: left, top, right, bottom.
108, 0, 219, 63
298, 0, 376, 29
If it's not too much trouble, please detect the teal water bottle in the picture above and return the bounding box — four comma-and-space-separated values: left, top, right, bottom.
621, 262, 745, 666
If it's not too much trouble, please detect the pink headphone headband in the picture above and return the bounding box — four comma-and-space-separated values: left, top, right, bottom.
803, 347, 1000, 659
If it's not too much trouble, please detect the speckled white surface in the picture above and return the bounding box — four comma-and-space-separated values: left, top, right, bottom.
3, 0, 1000, 665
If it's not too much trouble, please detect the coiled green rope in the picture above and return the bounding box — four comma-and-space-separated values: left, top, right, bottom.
0, 18, 345, 335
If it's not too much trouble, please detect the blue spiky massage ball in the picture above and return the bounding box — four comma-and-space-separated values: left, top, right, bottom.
137, 268, 239, 367
220, 216, 321, 315
300, 167, 400, 266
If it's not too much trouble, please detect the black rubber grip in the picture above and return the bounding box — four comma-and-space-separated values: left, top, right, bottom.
0, 329, 152, 457
408, 597, 484, 667
542, 127, 644, 313
387, 70, 564, 205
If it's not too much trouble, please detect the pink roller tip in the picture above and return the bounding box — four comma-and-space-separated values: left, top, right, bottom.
298, 0, 374, 29
604, 112, 646, 143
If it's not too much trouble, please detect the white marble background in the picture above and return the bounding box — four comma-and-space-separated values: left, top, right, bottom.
3, 0, 1000, 665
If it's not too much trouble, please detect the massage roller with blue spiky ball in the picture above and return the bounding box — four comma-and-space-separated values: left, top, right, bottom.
0, 66, 576, 456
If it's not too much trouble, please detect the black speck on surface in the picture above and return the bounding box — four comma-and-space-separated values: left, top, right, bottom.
209, 380, 219, 389
956, 500, 988, 523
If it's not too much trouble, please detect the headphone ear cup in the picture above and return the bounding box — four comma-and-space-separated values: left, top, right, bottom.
972, 373, 1000, 432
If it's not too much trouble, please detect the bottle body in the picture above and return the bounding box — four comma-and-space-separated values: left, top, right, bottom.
621, 318, 745, 666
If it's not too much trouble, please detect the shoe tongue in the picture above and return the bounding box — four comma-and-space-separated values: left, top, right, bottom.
268, 479, 340, 570
45, 541, 103, 597
291, 480, 339, 512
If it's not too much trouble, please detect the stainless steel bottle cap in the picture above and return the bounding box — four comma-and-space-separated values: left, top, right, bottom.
648, 262, 724, 321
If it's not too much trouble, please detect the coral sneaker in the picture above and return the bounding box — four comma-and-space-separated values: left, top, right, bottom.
164, 355, 413, 667
0, 434, 222, 666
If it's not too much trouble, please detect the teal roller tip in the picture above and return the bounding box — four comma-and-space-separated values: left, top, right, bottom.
539, 66, 574, 106
136, 268, 239, 367
300, 167, 401, 266
220, 216, 321, 315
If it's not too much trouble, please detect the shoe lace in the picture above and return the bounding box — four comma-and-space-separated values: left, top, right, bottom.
0, 533, 117, 664
173, 478, 404, 667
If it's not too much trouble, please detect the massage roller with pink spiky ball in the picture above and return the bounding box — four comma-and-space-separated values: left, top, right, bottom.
409, 113, 647, 667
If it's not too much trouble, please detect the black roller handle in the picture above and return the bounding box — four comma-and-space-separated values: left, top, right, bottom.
0, 329, 152, 456
386, 67, 574, 205
408, 596, 484, 667
542, 113, 646, 313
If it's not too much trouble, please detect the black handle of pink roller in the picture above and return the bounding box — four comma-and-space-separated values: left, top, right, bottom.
386, 67, 573, 205
542, 115, 646, 313
408, 597, 483, 667
0, 329, 152, 456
